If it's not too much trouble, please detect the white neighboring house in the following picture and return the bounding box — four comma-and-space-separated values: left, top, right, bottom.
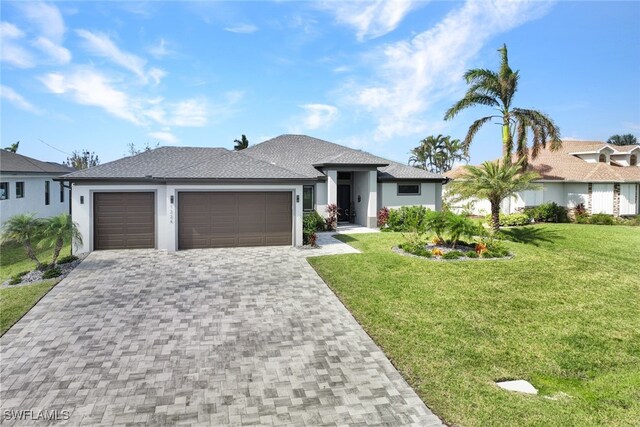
445, 140, 640, 217
0, 150, 74, 225
60, 135, 446, 253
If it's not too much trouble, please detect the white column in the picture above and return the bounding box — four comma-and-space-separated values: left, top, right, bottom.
326, 169, 337, 207
366, 170, 377, 227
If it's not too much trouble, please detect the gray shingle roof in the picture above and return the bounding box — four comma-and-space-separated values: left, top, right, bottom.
61, 135, 446, 182
0, 150, 75, 174
62, 147, 311, 181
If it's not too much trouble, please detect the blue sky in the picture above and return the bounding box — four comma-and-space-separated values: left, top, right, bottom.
1, 1, 639, 166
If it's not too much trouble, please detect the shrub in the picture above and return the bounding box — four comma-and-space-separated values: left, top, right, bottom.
42, 267, 62, 279
377, 207, 390, 227
57, 255, 79, 265
624, 215, 640, 226
574, 203, 587, 216
8, 276, 22, 285
486, 240, 510, 257
446, 214, 479, 247
387, 206, 429, 232
442, 251, 463, 259
424, 210, 449, 240
466, 251, 479, 258
325, 204, 338, 231
303, 211, 324, 246
524, 202, 568, 223
589, 213, 615, 225
400, 242, 432, 257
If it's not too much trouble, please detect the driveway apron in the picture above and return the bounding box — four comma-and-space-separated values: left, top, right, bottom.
0, 248, 443, 426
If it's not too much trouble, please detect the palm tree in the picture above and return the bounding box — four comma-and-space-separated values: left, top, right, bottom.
444, 44, 561, 166
447, 159, 540, 232
1, 214, 45, 269
38, 213, 83, 267
409, 135, 468, 173
233, 134, 249, 151
607, 134, 638, 146
3, 141, 19, 152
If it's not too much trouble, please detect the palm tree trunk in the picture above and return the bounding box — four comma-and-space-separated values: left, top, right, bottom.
502, 116, 512, 163
23, 241, 43, 270
491, 202, 501, 232
51, 238, 64, 266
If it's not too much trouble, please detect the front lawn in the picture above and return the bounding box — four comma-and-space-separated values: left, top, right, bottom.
0, 241, 71, 281
308, 224, 640, 426
0, 280, 57, 335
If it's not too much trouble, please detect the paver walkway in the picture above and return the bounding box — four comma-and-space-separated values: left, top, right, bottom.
0, 248, 443, 426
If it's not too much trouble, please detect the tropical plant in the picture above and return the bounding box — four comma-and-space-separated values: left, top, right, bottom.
446, 214, 478, 248
447, 159, 541, 231
64, 150, 99, 170
607, 134, 638, 146
408, 135, 469, 174
4, 141, 19, 152
38, 213, 82, 267
325, 204, 338, 231
444, 44, 561, 166
377, 207, 390, 227
424, 210, 450, 241
1, 214, 45, 270
233, 134, 249, 151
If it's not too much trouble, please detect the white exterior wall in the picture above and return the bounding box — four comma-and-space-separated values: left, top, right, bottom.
72, 183, 304, 253
0, 175, 70, 224
352, 172, 369, 226
619, 184, 638, 215
591, 183, 614, 214
565, 183, 589, 208
379, 182, 440, 211
315, 181, 328, 217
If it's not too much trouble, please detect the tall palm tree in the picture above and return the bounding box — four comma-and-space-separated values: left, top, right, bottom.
444, 44, 561, 166
1, 214, 45, 269
447, 159, 540, 232
233, 134, 249, 151
409, 135, 468, 173
38, 213, 83, 267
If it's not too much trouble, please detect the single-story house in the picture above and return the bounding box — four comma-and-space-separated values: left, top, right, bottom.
0, 150, 74, 225
60, 135, 445, 252
445, 140, 640, 217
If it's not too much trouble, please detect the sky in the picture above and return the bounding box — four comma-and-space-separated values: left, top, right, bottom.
1, 0, 639, 166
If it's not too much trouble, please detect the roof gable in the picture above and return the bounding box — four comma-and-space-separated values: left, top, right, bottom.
0, 150, 75, 174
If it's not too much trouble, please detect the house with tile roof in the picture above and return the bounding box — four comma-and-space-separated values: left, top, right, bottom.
445, 140, 640, 217
0, 150, 75, 224
59, 135, 446, 252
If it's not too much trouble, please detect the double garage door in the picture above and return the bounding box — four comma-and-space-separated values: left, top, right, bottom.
93, 191, 292, 250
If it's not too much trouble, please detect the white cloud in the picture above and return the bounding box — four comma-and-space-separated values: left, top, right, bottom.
0, 85, 41, 113
168, 99, 208, 126
17, 2, 66, 43
148, 131, 179, 144
224, 24, 258, 34
76, 30, 164, 84
297, 104, 339, 130
40, 69, 141, 124
345, 0, 554, 140
320, 0, 418, 41
33, 37, 71, 64
149, 38, 171, 58
0, 22, 35, 68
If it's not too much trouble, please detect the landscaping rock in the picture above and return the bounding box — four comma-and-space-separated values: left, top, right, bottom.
1, 254, 87, 288
496, 380, 538, 394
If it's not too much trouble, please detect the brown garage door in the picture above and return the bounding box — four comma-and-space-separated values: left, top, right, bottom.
178, 192, 292, 249
94, 192, 155, 250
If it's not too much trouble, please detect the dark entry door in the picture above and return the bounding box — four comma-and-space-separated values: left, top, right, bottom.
337, 185, 351, 222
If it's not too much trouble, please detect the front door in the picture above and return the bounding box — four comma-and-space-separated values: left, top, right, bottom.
337, 184, 351, 222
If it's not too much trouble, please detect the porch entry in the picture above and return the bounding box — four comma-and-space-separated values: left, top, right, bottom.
337, 184, 351, 222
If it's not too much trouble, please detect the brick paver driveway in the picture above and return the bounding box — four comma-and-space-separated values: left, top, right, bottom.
1, 248, 442, 426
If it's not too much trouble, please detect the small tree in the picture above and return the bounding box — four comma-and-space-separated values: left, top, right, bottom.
447, 159, 541, 232
4, 141, 19, 152
1, 214, 45, 270
126, 141, 159, 156
38, 213, 82, 267
607, 134, 638, 146
234, 135, 249, 151
64, 150, 100, 170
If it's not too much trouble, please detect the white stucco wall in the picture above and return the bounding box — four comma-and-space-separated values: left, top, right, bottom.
315, 181, 328, 217
379, 182, 440, 211
352, 171, 369, 226
564, 183, 589, 208
72, 183, 304, 253
0, 175, 70, 225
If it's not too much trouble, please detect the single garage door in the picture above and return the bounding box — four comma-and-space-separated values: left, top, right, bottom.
94, 192, 155, 250
178, 191, 292, 249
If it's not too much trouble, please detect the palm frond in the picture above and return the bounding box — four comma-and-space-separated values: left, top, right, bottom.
444, 95, 499, 120
462, 116, 495, 154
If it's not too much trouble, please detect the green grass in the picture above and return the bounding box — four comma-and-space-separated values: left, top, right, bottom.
308, 224, 640, 427
0, 241, 71, 281
0, 280, 57, 335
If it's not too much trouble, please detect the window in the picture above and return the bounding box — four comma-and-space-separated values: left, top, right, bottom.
60, 182, 65, 203
303, 185, 314, 211
599, 153, 607, 163
16, 182, 24, 198
397, 183, 420, 195
631, 155, 637, 166
45, 181, 50, 205
0, 182, 8, 200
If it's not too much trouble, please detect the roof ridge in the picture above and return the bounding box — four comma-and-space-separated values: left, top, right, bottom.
234, 150, 311, 178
